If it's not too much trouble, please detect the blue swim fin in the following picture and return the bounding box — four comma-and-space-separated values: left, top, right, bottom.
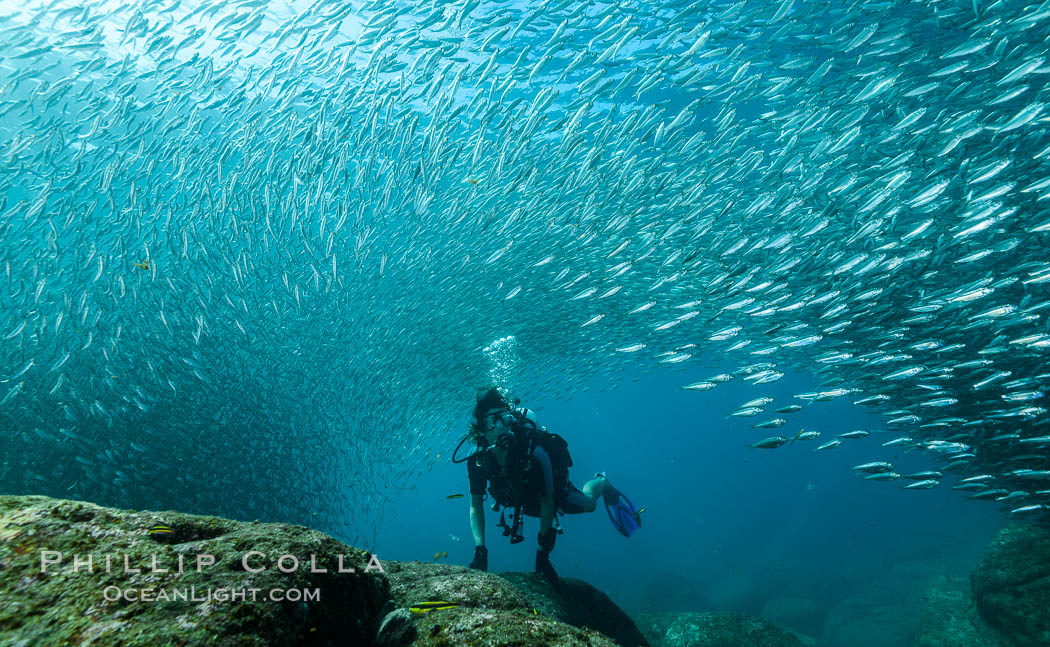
602, 483, 641, 537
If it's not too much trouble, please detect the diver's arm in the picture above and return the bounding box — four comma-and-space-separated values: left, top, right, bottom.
469, 494, 485, 546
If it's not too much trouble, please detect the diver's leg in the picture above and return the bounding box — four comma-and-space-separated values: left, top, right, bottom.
576, 475, 609, 512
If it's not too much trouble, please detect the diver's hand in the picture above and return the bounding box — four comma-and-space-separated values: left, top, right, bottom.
534, 550, 559, 587
469, 545, 488, 571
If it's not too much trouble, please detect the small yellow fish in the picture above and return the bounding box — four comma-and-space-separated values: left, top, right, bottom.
410, 601, 460, 614
148, 524, 174, 535
446, 493, 465, 500
133, 260, 150, 270
465, 178, 480, 185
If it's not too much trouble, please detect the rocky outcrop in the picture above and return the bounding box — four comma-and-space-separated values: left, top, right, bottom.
0, 495, 643, 647
383, 561, 637, 646
637, 611, 803, 647
393, 605, 619, 647
501, 572, 650, 647
383, 561, 533, 612
971, 523, 1050, 647
914, 576, 1009, 647
0, 494, 388, 645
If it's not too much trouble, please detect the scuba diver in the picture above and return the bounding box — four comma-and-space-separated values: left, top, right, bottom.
452, 386, 641, 587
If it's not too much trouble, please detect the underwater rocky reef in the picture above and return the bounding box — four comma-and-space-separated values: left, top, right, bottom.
1, 494, 1047, 646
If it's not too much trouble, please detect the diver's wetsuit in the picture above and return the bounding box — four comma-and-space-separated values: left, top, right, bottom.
468, 436, 590, 515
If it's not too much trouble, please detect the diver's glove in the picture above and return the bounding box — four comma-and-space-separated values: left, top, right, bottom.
535, 529, 559, 586
469, 545, 488, 571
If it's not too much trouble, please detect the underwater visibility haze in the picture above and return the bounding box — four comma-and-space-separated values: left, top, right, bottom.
1, 0, 1049, 643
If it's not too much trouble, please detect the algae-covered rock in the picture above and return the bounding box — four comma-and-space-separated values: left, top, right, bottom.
409, 606, 619, 647
0, 494, 389, 646
0, 495, 660, 647
637, 611, 803, 647
382, 562, 619, 646
384, 561, 532, 611
384, 562, 648, 646
501, 573, 650, 647
376, 607, 418, 647
971, 523, 1050, 647
915, 576, 1010, 647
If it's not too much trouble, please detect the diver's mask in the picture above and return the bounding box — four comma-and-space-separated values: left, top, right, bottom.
482, 409, 517, 431
480, 410, 518, 449
455, 410, 513, 464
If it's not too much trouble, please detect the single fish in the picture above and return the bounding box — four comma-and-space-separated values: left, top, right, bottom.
729, 407, 763, 417
903, 471, 944, 480
751, 436, 790, 449
739, 397, 774, 408
792, 430, 820, 442
682, 381, 717, 391
753, 418, 787, 429
410, 601, 461, 615
864, 472, 901, 481
853, 461, 893, 473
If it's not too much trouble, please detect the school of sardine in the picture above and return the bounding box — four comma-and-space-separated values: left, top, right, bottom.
2, 0, 1050, 539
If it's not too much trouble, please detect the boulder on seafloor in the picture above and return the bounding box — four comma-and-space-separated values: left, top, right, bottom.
0, 494, 389, 646
376, 607, 418, 647
914, 576, 1010, 647
0, 495, 651, 647
501, 572, 651, 647
637, 611, 803, 647
395, 605, 620, 647
383, 561, 641, 646
383, 561, 533, 612
971, 523, 1050, 647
